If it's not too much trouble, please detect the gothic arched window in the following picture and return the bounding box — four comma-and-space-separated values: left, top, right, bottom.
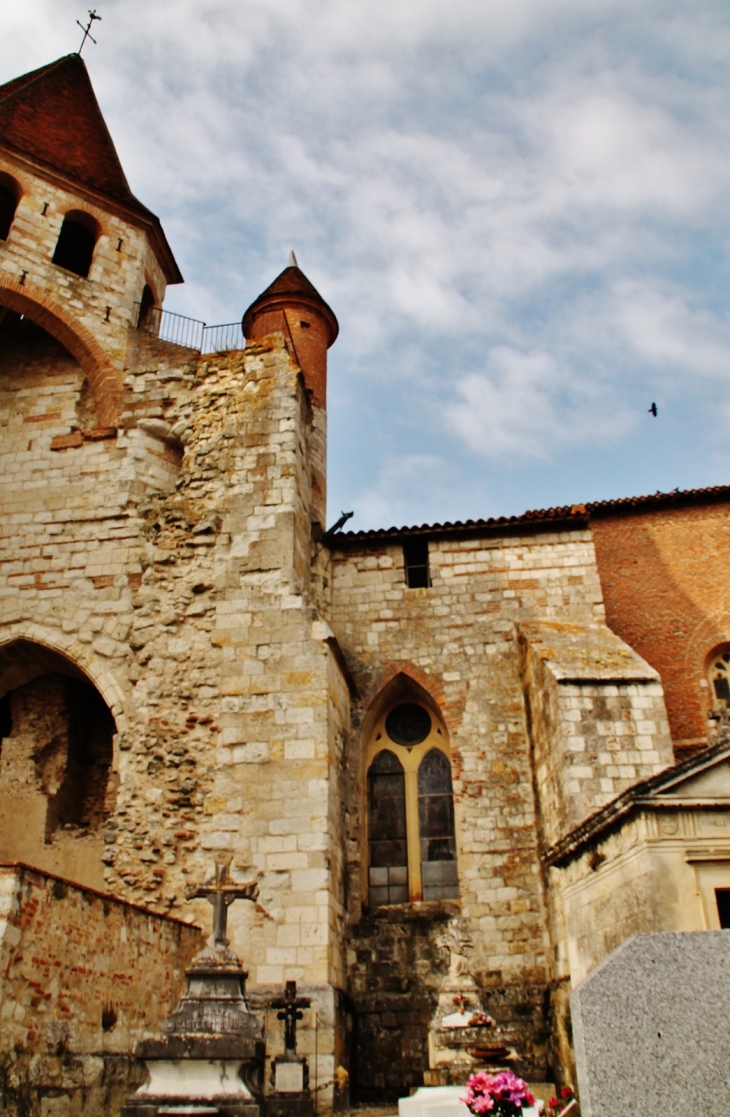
0, 173, 21, 241
366, 700, 459, 906
709, 648, 730, 706
52, 210, 99, 278
368, 750, 408, 905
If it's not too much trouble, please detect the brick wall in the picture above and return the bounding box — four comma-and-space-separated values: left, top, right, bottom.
0, 863, 203, 1117
591, 500, 730, 751
0, 317, 351, 1111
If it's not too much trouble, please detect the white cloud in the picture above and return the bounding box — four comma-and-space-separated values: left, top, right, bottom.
609, 281, 730, 379
3, 0, 730, 522
446, 346, 632, 461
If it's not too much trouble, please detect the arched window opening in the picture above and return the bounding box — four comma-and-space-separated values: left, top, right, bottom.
366, 692, 459, 907
52, 211, 99, 278
708, 648, 730, 706
137, 283, 159, 331
0, 174, 21, 241
3, 674, 114, 840
418, 748, 459, 900
368, 750, 408, 905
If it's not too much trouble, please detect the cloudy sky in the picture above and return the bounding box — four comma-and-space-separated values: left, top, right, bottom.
4, 1, 730, 530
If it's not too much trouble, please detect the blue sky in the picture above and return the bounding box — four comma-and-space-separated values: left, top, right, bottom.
4, 0, 730, 530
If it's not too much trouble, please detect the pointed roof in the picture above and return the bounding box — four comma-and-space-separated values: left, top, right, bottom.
0, 54, 182, 282
242, 263, 339, 345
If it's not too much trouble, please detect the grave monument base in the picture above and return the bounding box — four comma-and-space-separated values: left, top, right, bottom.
266, 1054, 314, 1117
122, 862, 265, 1117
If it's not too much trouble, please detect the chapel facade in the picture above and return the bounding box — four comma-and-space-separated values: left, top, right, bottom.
1, 53, 730, 1117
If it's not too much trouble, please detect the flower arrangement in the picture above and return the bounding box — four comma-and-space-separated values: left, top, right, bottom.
546, 1087, 577, 1115
463, 1071, 537, 1115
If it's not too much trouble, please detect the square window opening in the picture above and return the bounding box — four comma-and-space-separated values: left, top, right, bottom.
404, 538, 430, 588
716, 888, 730, 929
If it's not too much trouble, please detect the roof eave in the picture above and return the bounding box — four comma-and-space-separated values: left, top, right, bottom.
243, 289, 339, 346
328, 485, 730, 549
0, 140, 183, 285
542, 738, 730, 868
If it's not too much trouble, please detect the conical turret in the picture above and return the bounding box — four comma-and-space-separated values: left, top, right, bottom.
242, 256, 338, 409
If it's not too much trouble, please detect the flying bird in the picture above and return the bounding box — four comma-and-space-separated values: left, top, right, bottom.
648, 402, 658, 417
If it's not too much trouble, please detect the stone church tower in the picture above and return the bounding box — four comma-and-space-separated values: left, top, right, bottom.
2, 52, 730, 1117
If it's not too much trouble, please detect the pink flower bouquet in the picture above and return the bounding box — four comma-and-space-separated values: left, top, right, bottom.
463, 1071, 536, 1116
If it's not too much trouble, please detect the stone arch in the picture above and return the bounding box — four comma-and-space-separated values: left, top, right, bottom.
0, 277, 122, 424
0, 634, 122, 884
360, 661, 466, 738
0, 625, 128, 737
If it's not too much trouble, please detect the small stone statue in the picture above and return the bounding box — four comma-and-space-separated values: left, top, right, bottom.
437, 917, 474, 983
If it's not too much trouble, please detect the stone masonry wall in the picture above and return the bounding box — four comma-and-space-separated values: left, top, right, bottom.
0, 151, 170, 424
329, 529, 607, 1095
0, 318, 350, 1111
518, 620, 674, 849
0, 862, 203, 1117
591, 501, 730, 752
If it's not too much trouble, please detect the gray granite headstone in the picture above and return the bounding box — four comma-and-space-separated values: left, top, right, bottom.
571, 931, 730, 1117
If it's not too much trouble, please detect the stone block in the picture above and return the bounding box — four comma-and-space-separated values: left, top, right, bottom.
572, 931, 730, 1117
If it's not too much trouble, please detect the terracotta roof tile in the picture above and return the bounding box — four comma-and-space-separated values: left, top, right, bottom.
329, 484, 730, 545
0, 54, 145, 211
243, 264, 338, 343
0, 54, 182, 282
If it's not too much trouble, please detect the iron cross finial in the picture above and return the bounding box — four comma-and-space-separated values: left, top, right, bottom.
189, 857, 259, 949
77, 10, 102, 55
271, 980, 311, 1055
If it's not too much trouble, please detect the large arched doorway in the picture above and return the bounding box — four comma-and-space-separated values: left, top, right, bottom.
0, 308, 100, 429
0, 640, 117, 887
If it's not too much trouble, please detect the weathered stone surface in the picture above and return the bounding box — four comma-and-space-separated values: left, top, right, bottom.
0, 863, 203, 1117
571, 931, 730, 1117
5, 46, 730, 1117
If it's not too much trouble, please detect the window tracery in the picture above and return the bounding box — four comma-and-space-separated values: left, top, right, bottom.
366, 698, 459, 906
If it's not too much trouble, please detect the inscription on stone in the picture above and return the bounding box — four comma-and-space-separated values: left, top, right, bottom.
275, 1062, 304, 1094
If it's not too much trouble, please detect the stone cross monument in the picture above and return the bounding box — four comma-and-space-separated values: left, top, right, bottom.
122, 858, 264, 1117
192, 856, 259, 951
268, 980, 314, 1117
272, 980, 310, 1057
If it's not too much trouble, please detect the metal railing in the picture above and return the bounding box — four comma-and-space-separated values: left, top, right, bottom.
201, 321, 244, 354
134, 304, 245, 355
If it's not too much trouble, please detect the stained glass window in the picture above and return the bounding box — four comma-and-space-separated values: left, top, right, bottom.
418, 748, 459, 900
367, 700, 459, 907
386, 703, 431, 746
368, 750, 408, 905
710, 652, 730, 704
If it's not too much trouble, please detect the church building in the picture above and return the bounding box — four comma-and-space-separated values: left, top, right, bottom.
1, 53, 730, 1117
